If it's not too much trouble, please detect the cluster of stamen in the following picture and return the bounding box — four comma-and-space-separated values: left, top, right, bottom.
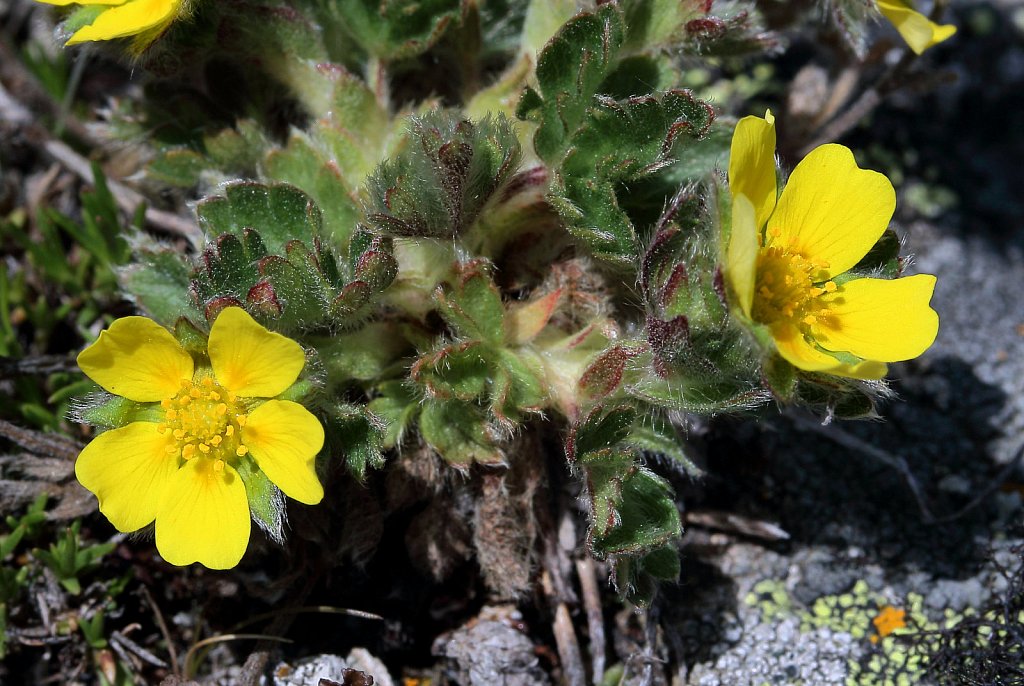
751, 241, 836, 333
158, 377, 248, 469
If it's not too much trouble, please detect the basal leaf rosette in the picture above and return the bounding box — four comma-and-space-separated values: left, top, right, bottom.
724, 111, 939, 381
877, 0, 956, 55
75, 307, 324, 569
35, 0, 190, 54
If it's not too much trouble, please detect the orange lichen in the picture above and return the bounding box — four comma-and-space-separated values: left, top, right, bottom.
870, 605, 907, 643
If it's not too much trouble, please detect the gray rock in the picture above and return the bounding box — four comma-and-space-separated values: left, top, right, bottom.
274, 650, 394, 686
435, 619, 550, 686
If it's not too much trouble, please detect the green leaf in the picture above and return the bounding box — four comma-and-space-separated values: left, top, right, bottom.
254, 242, 334, 329
365, 111, 522, 239
329, 0, 462, 61
579, 447, 636, 540
553, 90, 714, 265
413, 341, 493, 401
526, 4, 625, 163
419, 401, 503, 468
598, 55, 679, 99
591, 467, 680, 556
264, 131, 361, 248
367, 380, 420, 449
325, 403, 386, 480
620, 0, 698, 50
147, 148, 206, 188
434, 263, 506, 342
120, 247, 202, 328
490, 348, 546, 419
571, 404, 637, 462
521, 0, 576, 58
317, 323, 411, 382
624, 416, 702, 477
196, 182, 322, 256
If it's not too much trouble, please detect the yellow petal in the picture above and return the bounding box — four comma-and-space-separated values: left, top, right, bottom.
814, 274, 939, 362
242, 400, 324, 505
208, 307, 306, 398
728, 111, 778, 230
773, 323, 843, 372
66, 0, 177, 44
878, 0, 957, 55
772, 325, 889, 380
35, 0, 125, 6
77, 316, 193, 402
75, 422, 179, 532
155, 458, 250, 569
768, 144, 895, 278
727, 193, 759, 317
831, 359, 889, 380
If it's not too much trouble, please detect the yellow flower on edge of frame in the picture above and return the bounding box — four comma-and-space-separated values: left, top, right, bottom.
75, 307, 325, 569
34, 0, 188, 54
725, 111, 939, 380
877, 0, 956, 55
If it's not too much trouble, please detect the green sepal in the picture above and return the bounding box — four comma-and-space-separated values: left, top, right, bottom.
172, 317, 209, 357
235, 456, 286, 544
275, 378, 317, 404
419, 401, 504, 468
763, 355, 798, 401
796, 375, 880, 420
62, 5, 105, 34
851, 229, 902, 279
75, 394, 161, 429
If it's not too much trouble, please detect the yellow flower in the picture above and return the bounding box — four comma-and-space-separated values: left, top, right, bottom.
35, 0, 188, 54
725, 112, 939, 380
76, 307, 324, 569
877, 0, 956, 55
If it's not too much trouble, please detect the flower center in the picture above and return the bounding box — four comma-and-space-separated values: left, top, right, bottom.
158, 377, 249, 466
751, 245, 836, 332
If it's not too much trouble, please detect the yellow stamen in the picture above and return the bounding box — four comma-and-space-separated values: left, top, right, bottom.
160, 378, 247, 466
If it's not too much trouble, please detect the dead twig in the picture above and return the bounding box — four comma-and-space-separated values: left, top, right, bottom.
684, 509, 790, 542
0, 354, 79, 376
140, 585, 180, 676
790, 415, 1024, 525
553, 603, 586, 686
0, 418, 81, 460
41, 138, 202, 244
574, 557, 606, 686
